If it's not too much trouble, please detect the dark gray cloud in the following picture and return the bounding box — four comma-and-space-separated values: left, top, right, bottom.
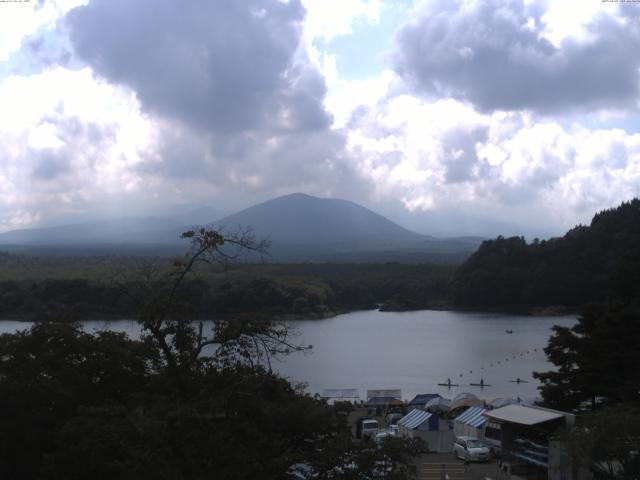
65, 0, 332, 133
392, 0, 640, 113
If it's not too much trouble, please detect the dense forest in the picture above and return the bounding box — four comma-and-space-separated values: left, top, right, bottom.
0, 256, 454, 320
452, 199, 640, 311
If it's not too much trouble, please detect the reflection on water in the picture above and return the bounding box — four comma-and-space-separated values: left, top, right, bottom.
0, 310, 575, 402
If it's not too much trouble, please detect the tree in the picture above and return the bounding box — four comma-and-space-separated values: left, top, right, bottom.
559, 406, 640, 480
534, 303, 640, 411
0, 227, 421, 479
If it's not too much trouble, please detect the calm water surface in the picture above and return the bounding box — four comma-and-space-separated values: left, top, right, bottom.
279, 310, 575, 402
1, 310, 575, 402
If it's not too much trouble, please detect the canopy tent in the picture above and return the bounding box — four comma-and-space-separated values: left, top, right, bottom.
398, 409, 433, 430
408, 393, 441, 407
425, 397, 451, 414
454, 406, 487, 440
398, 408, 453, 453
455, 407, 487, 428
450, 392, 483, 411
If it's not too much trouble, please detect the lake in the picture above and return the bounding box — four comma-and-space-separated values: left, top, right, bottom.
0, 309, 575, 402
281, 310, 575, 402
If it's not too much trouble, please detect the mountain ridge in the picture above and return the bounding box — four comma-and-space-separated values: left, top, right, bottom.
0, 193, 482, 262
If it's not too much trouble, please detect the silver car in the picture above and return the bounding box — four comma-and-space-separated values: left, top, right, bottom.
452, 436, 490, 462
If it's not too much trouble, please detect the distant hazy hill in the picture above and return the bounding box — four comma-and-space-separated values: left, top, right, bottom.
0, 193, 482, 262
0, 217, 184, 245
453, 198, 640, 310
170, 206, 226, 226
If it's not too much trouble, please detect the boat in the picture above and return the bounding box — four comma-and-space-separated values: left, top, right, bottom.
470, 379, 491, 387
508, 378, 529, 383
437, 382, 460, 387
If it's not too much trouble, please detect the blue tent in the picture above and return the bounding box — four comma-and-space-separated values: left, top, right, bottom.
408, 393, 441, 407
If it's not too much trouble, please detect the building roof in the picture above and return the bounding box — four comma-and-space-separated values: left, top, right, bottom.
365, 396, 403, 407
322, 389, 360, 399
398, 409, 432, 430
483, 404, 564, 426
408, 393, 441, 406
367, 389, 401, 400
455, 406, 487, 428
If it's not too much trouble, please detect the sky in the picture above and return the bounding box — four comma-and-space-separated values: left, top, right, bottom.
0, 0, 639, 238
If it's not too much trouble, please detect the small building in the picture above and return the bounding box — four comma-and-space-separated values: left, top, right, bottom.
454, 406, 487, 440
364, 396, 405, 415
483, 404, 575, 480
397, 409, 454, 453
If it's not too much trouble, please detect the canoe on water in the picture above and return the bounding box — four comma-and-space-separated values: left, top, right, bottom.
508, 379, 530, 383
437, 383, 460, 387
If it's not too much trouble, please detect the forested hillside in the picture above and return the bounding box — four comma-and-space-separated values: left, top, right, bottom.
453, 199, 640, 310
0, 256, 454, 320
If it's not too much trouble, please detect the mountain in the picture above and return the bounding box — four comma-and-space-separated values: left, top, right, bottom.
0, 193, 482, 262
216, 193, 425, 244
213, 193, 480, 262
452, 198, 640, 310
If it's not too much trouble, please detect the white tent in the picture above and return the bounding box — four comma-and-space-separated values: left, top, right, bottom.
453, 406, 487, 440
398, 409, 453, 453
450, 392, 483, 412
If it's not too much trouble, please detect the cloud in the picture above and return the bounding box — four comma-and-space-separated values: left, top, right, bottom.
391, 0, 640, 113
66, 0, 331, 134
0, 67, 158, 231
344, 85, 640, 231
58, 0, 368, 205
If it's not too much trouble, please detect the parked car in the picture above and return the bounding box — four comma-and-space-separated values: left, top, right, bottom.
452, 436, 490, 462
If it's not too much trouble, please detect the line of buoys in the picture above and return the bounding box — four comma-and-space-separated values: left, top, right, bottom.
446, 343, 543, 388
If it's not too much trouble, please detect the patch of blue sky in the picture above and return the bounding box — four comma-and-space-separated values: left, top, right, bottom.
317, 1, 411, 81
556, 111, 640, 135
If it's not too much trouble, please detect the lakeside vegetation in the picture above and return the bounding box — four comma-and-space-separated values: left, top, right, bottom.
0, 256, 455, 320
1, 199, 639, 322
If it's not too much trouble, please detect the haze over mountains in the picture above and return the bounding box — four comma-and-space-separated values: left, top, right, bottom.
0, 193, 482, 262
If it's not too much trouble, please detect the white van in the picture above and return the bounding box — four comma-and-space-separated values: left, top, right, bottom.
361, 419, 379, 439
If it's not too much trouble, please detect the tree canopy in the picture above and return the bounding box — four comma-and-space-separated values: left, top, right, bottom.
534, 303, 640, 411
453, 199, 640, 310
0, 227, 421, 479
